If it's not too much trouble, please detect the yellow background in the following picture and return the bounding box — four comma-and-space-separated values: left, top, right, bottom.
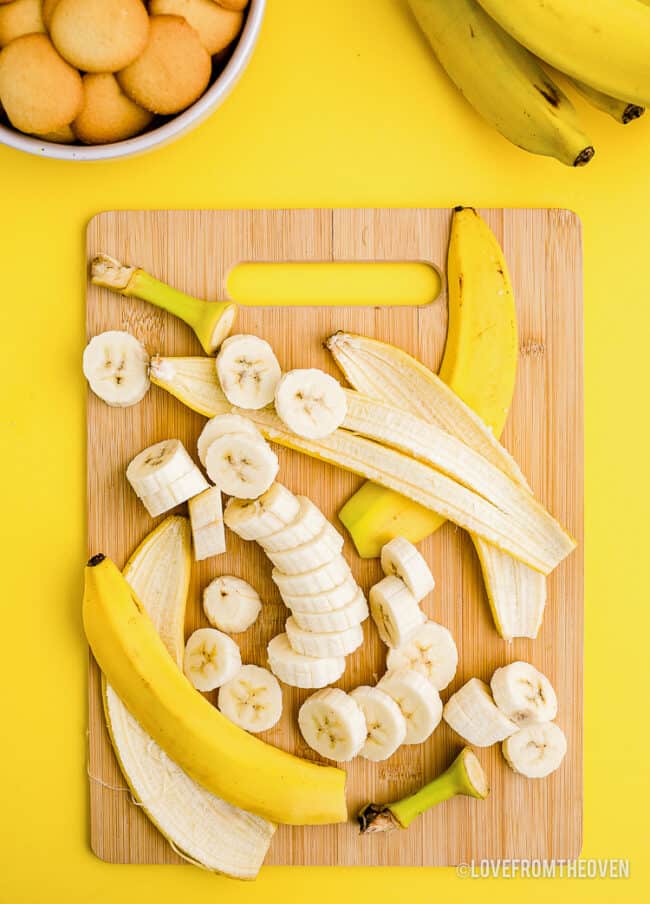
0, 1, 647, 901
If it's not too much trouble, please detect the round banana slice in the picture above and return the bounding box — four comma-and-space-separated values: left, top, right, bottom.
216, 334, 281, 410
369, 575, 426, 649
267, 633, 345, 689
282, 573, 359, 614
386, 621, 458, 690
285, 615, 364, 658
443, 677, 518, 747
274, 368, 347, 439
258, 496, 327, 553
197, 413, 262, 466
203, 575, 261, 634
267, 524, 344, 575
377, 669, 442, 744
83, 330, 150, 408
217, 665, 282, 734
298, 688, 366, 762
502, 722, 567, 778
490, 661, 558, 726
127, 438, 197, 497
380, 536, 435, 602
349, 685, 407, 761
272, 556, 352, 598
139, 467, 209, 517
223, 482, 300, 541
183, 627, 241, 692
289, 590, 368, 633
205, 432, 279, 499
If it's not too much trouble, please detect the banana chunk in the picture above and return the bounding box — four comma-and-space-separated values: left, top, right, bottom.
267, 633, 345, 689
203, 575, 262, 634
205, 432, 279, 499
386, 620, 458, 690
183, 627, 242, 691
502, 722, 567, 778
377, 669, 442, 745
369, 575, 426, 648
218, 665, 283, 734
349, 685, 407, 762
216, 334, 281, 409
298, 688, 366, 762
188, 486, 226, 560
380, 536, 435, 602
127, 439, 209, 515
224, 482, 300, 541
83, 330, 150, 407
259, 496, 328, 553
490, 661, 558, 726
289, 590, 368, 633
197, 413, 262, 466
275, 368, 347, 439
443, 677, 518, 746
272, 556, 352, 597
267, 524, 344, 575
282, 574, 359, 614
285, 615, 364, 658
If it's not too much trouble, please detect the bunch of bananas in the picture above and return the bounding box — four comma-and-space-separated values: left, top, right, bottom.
408, 0, 650, 166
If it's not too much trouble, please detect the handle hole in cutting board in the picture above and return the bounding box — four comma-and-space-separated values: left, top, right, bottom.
226, 261, 442, 307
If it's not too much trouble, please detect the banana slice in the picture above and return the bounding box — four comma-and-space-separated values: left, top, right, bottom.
274, 368, 347, 439
386, 621, 458, 690
369, 575, 426, 648
282, 574, 359, 614
490, 661, 558, 726
285, 615, 364, 658
217, 665, 283, 734
258, 496, 327, 553
298, 688, 366, 761
183, 627, 242, 692
127, 439, 197, 497
380, 536, 435, 602
272, 556, 352, 597
223, 482, 300, 541
349, 685, 407, 761
267, 524, 344, 575
139, 468, 210, 517
502, 722, 567, 778
197, 413, 262, 466
289, 590, 368, 632
443, 677, 518, 747
267, 633, 345, 689
83, 330, 150, 407
376, 669, 443, 744
205, 432, 279, 499
188, 486, 226, 560
216, 334, 281, 409
203, 575, 262, 634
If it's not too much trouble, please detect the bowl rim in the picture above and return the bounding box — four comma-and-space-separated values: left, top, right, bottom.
0, 0, 266, 162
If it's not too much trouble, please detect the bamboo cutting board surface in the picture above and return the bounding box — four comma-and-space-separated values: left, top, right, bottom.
86, 208, 583, 867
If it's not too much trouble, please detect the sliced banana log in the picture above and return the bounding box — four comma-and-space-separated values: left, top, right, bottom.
274, 368, 347, 439
224, 482, 300, 541
216, 334, 281, 409
183, 627, 242, 692
267, 524, 344, 575
267, 633, 345, 689
138, 469, 211, 518
281, 573, 360, 614
188, 486, 226, 560
218, 665, 283, 734
490, 661, 558, 726
502, 722, 567, 778
83, 330, 150, 407
205, 432, 279, 499
272, 556, 352, 597
377, 669, 443, 745
386, 621, 458, 691
285, 615, 364, 658
298, 688, 366, 762
349, 685, 407, 762
289, 590, 368, 633
258, 496, 328, 553
369, 575, 426, 648
197, 413, 262, 466
443, 677, 518, 747
380, 536, 435, 602
127, 438, 198, 496
203, 575, 262, 634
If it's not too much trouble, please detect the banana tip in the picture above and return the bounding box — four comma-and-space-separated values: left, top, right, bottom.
87, 553, 106, 567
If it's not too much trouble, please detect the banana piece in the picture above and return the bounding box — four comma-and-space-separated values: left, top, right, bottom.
267, 524, 344, 575
285, 615, 364, 658
218, 665, 283, 734
83, 330, 150, 407
289, 590, 368, 632
380, 536, 435, 602
369, 576, 426, 648
386, 621, 458, 690
205, 432, 279, 499
183, 627, 242, 692
223, 482, 300, 541
443, 678, 518, 746
502, 722, 567, 779
140, 470, 210, 518
267, 633, 345, 689
258, 496, 328, 553
151, 355, 229, 417
197, 413, 262, 466
216, 334, 281, 410
490, 661, 558, 726
282, 574, 360, 614
203, 575, 262, 634
188, 486, 226, 560
377, 669, 443, 744
274, 368, 347, 439
298, 688, 367, 762
127, 440, 209, 516
272, 556, 352, 597
349, 685, 407, 762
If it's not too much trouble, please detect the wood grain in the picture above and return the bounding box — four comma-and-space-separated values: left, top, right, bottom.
86, 208, 583, 866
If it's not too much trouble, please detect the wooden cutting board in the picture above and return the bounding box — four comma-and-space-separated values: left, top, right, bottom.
86, 208, 583, 867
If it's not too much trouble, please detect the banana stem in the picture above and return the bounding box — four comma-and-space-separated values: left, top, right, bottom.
358, 748, 488, 833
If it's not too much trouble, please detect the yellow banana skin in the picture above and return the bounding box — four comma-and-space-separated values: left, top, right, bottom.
476, 0, 650, 107
83, 555, 347, 826
407, 0, 594, 166
569, 79, 644, 126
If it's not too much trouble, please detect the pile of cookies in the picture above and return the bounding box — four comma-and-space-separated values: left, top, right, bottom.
0, 0, 248, 145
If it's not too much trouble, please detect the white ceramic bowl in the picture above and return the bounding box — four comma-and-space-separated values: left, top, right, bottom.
0, 0, 265, 162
